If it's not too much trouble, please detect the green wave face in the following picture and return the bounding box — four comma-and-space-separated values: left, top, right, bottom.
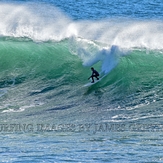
1, 37, 163, 116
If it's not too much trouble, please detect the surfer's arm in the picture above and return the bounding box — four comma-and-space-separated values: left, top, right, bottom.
88, 74, 93, 80
89, 71, 96, 79
88, 72, 94, 79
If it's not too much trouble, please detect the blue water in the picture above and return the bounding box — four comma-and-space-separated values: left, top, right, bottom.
1, 0, 163, 162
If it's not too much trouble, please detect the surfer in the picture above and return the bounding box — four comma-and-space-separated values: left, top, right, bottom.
88, 67, 99, 83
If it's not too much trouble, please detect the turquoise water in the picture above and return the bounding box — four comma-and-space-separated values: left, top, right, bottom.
1, 0, 163, 162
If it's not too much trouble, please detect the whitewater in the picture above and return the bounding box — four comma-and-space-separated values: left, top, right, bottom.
1, 0, 163, 162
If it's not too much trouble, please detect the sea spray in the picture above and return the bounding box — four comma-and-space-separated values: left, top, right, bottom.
69, 37, 124, 75
1, 3, 163, 50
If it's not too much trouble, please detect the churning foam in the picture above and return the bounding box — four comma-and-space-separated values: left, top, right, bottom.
0, 2, 163, 50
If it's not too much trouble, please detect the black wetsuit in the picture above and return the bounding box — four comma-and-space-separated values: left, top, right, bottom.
91, 69, 99, 82
92, 69, 99, 77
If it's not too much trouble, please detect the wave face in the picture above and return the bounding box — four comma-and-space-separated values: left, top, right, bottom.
0, 2, 163, 124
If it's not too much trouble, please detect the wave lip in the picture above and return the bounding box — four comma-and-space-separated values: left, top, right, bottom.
0, 2, 163, 50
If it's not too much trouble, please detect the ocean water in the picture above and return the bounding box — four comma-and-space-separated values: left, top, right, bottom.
1, 0, 163, 162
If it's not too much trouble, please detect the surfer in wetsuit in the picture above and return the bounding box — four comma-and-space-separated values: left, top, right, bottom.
88, 67, 99, 83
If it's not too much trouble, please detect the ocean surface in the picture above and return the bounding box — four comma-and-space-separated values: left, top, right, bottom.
1, 0, 163, 162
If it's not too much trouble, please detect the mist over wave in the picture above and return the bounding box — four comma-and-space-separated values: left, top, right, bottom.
0, 2, 163, 50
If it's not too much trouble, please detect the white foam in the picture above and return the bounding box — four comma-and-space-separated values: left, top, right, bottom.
0, 2, 163, 49
70, 37, 121, 74
0, 3, 71, 41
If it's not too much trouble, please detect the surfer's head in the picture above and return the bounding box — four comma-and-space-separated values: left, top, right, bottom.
91, 67, 94, 71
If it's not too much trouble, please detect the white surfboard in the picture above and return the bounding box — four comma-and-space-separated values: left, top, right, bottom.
83, 75, 106, 87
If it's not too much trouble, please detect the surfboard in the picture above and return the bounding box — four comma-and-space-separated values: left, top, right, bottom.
83, 75, 106, 87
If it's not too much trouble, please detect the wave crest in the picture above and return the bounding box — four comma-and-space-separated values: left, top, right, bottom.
0, 2, 163, 50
